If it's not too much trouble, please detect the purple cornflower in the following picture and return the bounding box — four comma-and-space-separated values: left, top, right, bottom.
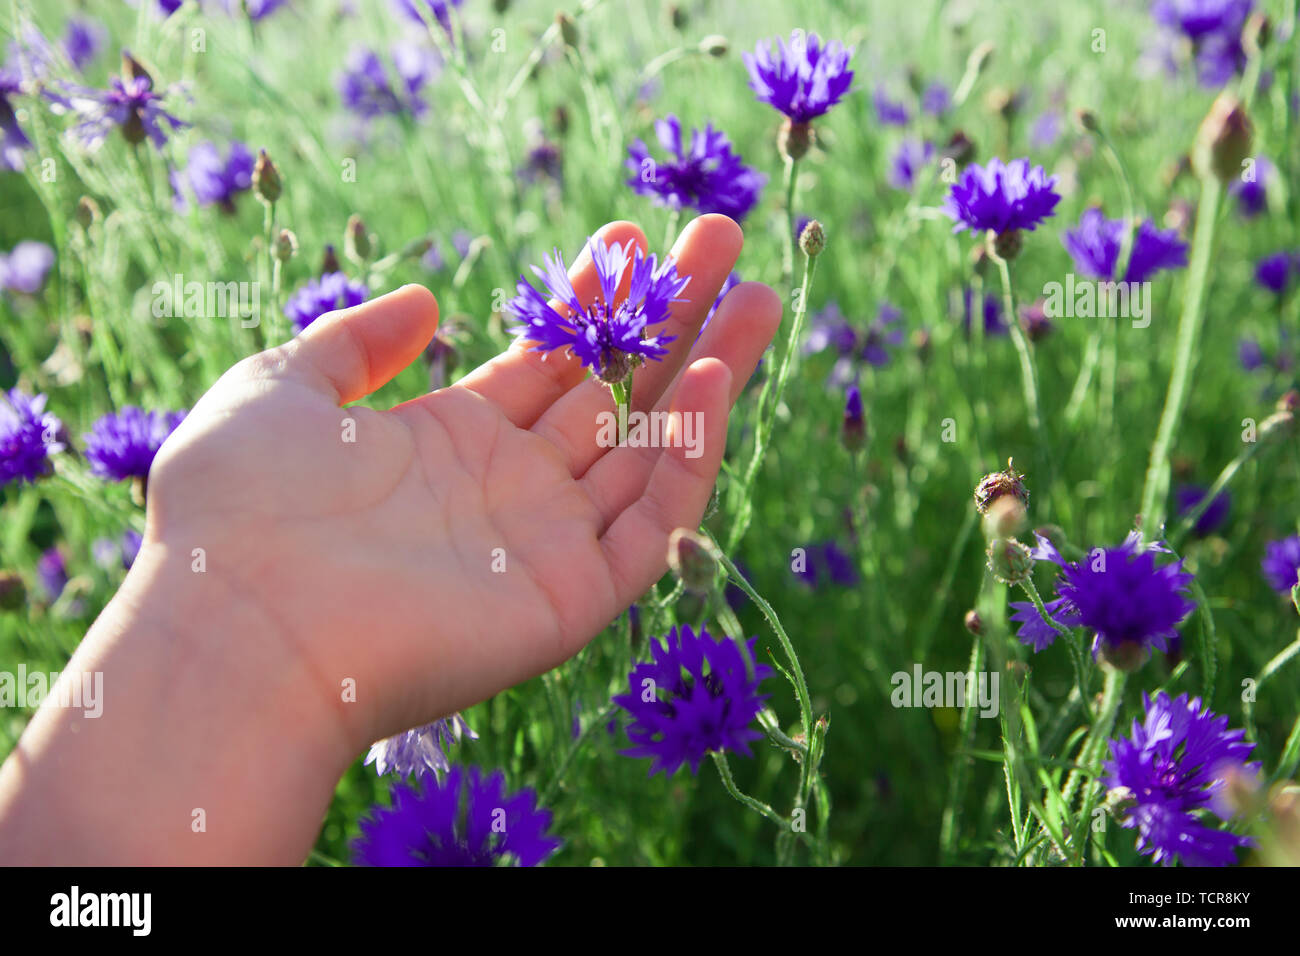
337, 44, 438, 120
353, 766, 560, 866
391, 0, 463, 33
873, 86, 910, 126
960, 287, 1006, 336
1009, 532, 1194, 664
1175, 485, 1231, 537
1238, 337, 1266, 371
519, 139, 562, 185
1261, 535, 1300, 593
943, 157, 1061, 237
47, 60, 188, 151
1029, 110, 1062, 149
36, 547, 67, 601
171, 140, 255, 212
1102, 692, 1257, 867
612, 624, 772, 777
1062, 208, 1189, 284
365, 715, 477, 778
743, 31, 855, 123
843, 385, 866, 450
83, 407, 186, 482
794, 541, 859, 588
222, 0, 288, 19
0, 388, 64, 487
284, 271, 369, 333
63, 18, 106, 72
862, 303, 905, 366
625, 115, 766, 222
507, 236, 688, 384
1254, 251, 1296, 295
1152, 0, 1253, 87
0, 241, 55, 295
1229, 157, 1272, 217
921, 82, 950, 116
93, 529, 144, 571
887, 138, 933, 191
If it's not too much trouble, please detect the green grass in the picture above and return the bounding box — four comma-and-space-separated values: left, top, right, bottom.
2, 0, 1299, 865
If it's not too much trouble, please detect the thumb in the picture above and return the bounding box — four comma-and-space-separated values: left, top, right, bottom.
280, 283, 440, 405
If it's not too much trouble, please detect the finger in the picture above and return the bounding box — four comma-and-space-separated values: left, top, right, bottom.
529, 214, 744, 477
598, 358, 732, 610
277, 284, 439, 405
455, 220, 649, 428
580, 281, 782, 529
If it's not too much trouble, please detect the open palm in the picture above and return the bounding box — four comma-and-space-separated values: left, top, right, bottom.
144, 215, 781, 750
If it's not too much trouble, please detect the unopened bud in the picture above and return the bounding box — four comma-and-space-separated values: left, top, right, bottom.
798, 219, 826, 258
842, 386, 866, 452
667, 528, 719, 592
1073, 108, 1100, 133
253, 148, 282, 204
986, 537, 1034, 585
0, 571, 25, 612
974, 458, 1029, 515
321, 244, 341, 275
273, 228, 298, 263
344, 214, 372, 263
942, 129, 976, 166
74, 196, 101, 230
984, 86, 1019, 120
1193, 92, 1253, 182
556, 12, 580, 49
963, 609, 983, 635
698, 34, 728, 57
992, 228, 1023, 260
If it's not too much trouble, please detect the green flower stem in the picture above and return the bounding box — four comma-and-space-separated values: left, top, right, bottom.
1071, 668, 1126, 864
540, 702, 618, 806
991, 245, 1053, 489
609, 374, 631, 444
711, 752, 787, 828
1243, 627, 1300, 742
1170, 438, 1265, 548
728, 249, 817, 551
939, 631, 985, 864
710, 537, 815, 817
782, 157, 799, 286
1062, 667, 1124, 814
1019, 577, 1093, 721
1139, 174, 1225, 532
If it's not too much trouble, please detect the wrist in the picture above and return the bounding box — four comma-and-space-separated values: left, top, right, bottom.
0, 536, 359, 864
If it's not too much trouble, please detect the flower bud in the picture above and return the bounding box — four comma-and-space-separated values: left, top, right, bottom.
556, 12, 580, 49
321, 243, 341, 275
0, 571, 25, 612
667, 527, 720, 593
74, 196, 101, 230
253, 148, 282, 204
698, 34, 729, 57
984, 86, 1019, 120
344, 214, 372, 264
986, 537, 1034, 585
273, 228, 298, 263
1073, 108, 1100, 133
1193, 92, 1253, 183
963, 609, 983, 635
798, 219, 826, 258
942, 129, 976, 166
974, 458, 1029, 515
842, 385, 866, 452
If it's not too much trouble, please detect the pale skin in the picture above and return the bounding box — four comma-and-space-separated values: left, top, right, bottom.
0, 214, 782, 864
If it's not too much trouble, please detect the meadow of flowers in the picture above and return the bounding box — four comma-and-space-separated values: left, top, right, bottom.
2, 0, 1300, 868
